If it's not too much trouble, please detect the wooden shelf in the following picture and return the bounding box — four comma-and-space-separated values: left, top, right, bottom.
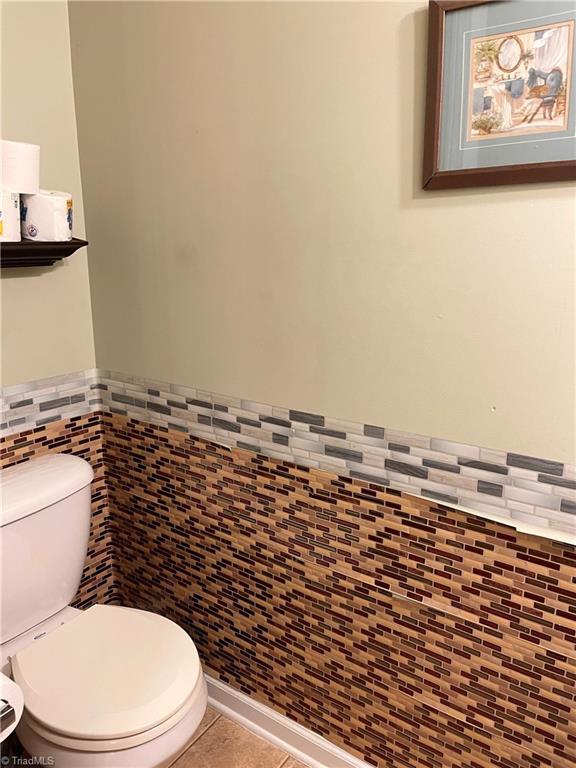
0, 238, 88, 269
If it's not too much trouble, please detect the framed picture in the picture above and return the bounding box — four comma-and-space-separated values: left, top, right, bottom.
423, 0, 576, 189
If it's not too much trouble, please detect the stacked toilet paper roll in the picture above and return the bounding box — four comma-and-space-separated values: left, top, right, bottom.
0, 672, 24, 743
21, 190, 73, 242
1, 139, 40, 242
1, 140, 40, 194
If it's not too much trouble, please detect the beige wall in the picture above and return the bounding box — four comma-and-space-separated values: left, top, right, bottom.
70, 1, 575, 462
0, 0, 95, 385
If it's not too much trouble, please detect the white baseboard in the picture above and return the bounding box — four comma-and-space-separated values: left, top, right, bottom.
205, 674, 373, 768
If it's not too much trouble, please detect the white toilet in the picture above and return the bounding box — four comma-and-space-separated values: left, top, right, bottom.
0, 454, 207, 767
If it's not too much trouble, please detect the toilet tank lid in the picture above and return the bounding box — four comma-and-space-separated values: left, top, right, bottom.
0, 455, 94, 527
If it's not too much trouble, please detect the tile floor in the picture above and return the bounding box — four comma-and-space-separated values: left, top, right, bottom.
173, 706, 308, 768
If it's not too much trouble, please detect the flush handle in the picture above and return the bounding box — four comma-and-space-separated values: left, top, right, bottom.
0, 698, 15, 729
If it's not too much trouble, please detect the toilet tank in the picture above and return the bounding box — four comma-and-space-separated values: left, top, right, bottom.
0, 454, 93, 644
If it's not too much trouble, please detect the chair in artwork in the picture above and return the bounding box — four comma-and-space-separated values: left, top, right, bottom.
554, 81, 567, 119
522, 67, 564, 123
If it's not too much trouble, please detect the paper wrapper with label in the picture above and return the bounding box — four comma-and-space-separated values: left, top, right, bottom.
21, 190, 73, 241
0, 190, 21, 241
0, 672, 24, 743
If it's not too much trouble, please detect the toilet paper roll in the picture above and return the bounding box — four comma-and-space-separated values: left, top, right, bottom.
1, 140, 40, 194
21, 190, 73, 241
0, 672, 24, 743
0, 190, 21, 242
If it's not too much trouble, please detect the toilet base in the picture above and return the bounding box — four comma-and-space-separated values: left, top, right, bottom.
17, 675, 207, 768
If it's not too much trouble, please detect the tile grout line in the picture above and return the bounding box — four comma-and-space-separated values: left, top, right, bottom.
186, 709, 222, 750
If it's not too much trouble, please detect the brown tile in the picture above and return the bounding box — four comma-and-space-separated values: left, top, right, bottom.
0, 413, 117, 608
104, 413, 576, 768
5, 411, 576, 768
174, 716, 288, 768
281, 760, 309, 768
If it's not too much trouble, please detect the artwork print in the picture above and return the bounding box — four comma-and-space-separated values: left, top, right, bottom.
468, 19, 575, 139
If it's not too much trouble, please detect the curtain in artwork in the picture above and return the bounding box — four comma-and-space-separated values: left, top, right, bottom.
534, 25, 570, 74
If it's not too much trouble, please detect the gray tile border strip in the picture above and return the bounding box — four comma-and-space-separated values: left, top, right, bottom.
423, 458, 461, 474
1, 370, 100, 436
388, 442, 410, 454
506, 452, 564, 476
9, 398, 33, 409
538, 473, 576, 490
385, 459, 428, 480
458, 458, 509, 476
478, 480, 504, 498
325, 444, 363, 463
421, 489, 460, 505
1, 368, 575, 544
364, 424, 385, 439
289, 409, 324, 426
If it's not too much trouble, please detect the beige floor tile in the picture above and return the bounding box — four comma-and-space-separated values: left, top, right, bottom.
175, 715, 288, 768
193, 706, 221, 740
281, 759, 310, 768
172, 706, 220, 766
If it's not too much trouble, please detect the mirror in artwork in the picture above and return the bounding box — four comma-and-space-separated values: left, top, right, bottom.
497, 35, 524, 72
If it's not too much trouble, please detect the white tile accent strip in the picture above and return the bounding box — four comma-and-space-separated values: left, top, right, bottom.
1, 369, 575, 544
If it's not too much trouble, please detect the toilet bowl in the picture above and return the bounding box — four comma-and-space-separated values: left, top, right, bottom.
12, 605, 207, 768
0, 455, 208, 767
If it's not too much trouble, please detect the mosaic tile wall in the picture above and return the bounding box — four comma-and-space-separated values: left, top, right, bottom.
3, 370, 574, 541
0, 369, 100, 436
0, 412, 118, 608
103, 413, 576, 768
1, 390, 575, 767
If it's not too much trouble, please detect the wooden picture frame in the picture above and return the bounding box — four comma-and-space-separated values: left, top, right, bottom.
423, 0, 576, 189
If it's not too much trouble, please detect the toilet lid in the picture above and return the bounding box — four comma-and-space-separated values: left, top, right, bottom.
12, 605, 201, 740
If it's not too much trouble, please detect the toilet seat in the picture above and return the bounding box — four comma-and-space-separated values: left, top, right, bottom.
20, 676, 205, 752
12, 604, 203, 751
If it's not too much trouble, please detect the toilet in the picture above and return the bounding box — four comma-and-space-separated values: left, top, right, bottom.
0, 454, 207, 767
